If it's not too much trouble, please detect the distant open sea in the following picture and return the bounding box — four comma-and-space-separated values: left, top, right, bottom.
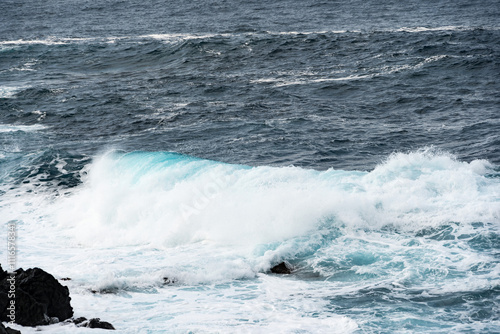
1, 0, 499, 332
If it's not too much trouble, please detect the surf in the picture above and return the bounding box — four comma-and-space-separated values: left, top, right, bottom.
51, 149, 499, 261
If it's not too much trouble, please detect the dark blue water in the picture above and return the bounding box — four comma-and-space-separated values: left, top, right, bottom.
1, 0, 499, 333
2, 0, 499, 171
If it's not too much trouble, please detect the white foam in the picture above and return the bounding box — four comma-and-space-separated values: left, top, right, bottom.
251, 74, 372, 86
32, 110, 47, 121
0, 37, 96, 46
252, 55, 449, 87
0, 123, 48, 133
2, 149, 498, 332
56, 154, 334, 249
8, 59, 39, 72
1, 26, 498, 49
0, 86, 28, 98
142, 30, 359, 42
54, 150, 498, 250
395, 26, 479, 33
0, 39, 67, 46
141, 33, 231, 41
265, 30, 358, 35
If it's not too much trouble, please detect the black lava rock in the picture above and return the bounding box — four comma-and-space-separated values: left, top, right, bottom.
85, 318, 115, 330
270, 262, 292, 274
72, 316, 88, 325
0, 266, 73, 326
0, 265, 7, 281
1, 265, 114, 330
0, 322, 21, 334
66, 316, 115, 330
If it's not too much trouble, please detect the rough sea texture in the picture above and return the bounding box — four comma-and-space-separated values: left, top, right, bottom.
1, 0, 499, 333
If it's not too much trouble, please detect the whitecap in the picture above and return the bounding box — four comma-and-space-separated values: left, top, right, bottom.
0, 86, 27, 98
0, 124, 48, 133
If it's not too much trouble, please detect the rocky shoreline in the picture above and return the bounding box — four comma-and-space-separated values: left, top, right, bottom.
0, 264, 114, 332
1, 261, 293, 332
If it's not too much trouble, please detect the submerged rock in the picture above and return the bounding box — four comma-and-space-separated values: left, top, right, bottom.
270, 262, 292, 274
90, 287, 119, 294
163, 277, 177, 285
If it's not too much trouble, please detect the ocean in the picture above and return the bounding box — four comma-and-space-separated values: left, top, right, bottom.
1, 0, 499, 332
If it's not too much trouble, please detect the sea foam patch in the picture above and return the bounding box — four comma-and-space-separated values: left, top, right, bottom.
0, 124, 48, 133
0, 86, 29, 98
4, 149, 499, 333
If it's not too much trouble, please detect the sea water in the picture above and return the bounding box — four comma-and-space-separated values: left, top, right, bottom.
1, 0, 499, 333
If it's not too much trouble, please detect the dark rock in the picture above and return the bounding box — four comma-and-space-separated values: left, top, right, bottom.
0, 267, 73, 326
163, 277, 177, 285
5, 328, 22, 334
1, 266, 114, 330
0, 322, 21, 334
0, 264, 8, 281
17, 268, 73, 321
59, 278, 71, 281
72, 316, 88, 325
0, 274, 46, 327
0, 293, 8, 324
48, 316, 60, 324
86, 318, 115, 330
69, 317, 115, 330
270, 262, 292, 274
89, 287, 119, 294
12, 288, 46, 327
0, 265, 8, 314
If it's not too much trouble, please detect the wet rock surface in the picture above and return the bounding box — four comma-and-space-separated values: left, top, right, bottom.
270, 262, 292, 274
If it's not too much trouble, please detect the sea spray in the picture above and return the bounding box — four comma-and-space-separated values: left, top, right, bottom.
57, 149, 499, 250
